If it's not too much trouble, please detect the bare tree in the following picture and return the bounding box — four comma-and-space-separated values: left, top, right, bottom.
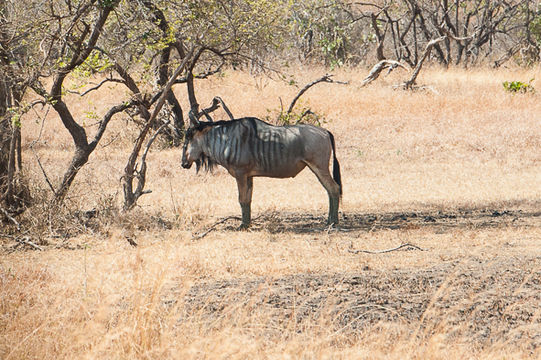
1, 0, 29, 214
27, 0, 130, 203
303, 0, 538, 67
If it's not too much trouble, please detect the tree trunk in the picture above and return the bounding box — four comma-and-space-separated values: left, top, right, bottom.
0, 1, 11, 205
371, 13, 386, 61
0, 116, 10, 205
54, 147, 91, 203
122, 48, 198, 211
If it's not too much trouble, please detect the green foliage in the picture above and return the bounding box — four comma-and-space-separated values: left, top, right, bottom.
73, 50, 113, 78
7, 103, 33, 128
176, 0, 291, 53
99, 0, 116, 9
7, 107, 22, 128
318, 27, 347, 68
290, 0, 352, 66
276, 107, 322, 126
503, 79, 535, 94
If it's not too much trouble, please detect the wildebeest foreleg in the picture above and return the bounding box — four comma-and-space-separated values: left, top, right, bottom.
235, 175, 253, 229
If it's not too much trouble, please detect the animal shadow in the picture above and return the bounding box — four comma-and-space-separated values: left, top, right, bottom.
241, 208, 541, 234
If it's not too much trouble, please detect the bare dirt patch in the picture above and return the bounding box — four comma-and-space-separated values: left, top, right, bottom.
178, 255, 541, 352
167, 206, 541, 355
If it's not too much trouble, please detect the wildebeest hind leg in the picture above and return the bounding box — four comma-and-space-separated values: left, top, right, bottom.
235, 175, 253, 229
305, 163, 340, 225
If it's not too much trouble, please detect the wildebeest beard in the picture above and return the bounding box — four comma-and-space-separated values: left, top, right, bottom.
195, 152, 216, 173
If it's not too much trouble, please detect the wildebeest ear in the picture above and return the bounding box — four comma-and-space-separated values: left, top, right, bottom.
188, 109, 200, 127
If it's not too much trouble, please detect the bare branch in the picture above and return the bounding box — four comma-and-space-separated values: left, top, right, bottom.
192, 216, 242, 240
123, 47, 200, 211
30, 147, 56, 195
140, 121, 170, 168
348, 243, 425, 254
196, 96, 235, 121
287, 74, 348, 115
402, 36, 446, 89
438, 25, 477, 42
174, 58, 226, 84
493, 43, 523, 68
75, 78, 125, 96
215, 97, 234, 120
89, 100, 135, 149
192, 214, 264, 239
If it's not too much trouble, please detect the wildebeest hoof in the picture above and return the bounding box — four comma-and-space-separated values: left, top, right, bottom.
327, 221, 338, 229
238, 223, 250, 231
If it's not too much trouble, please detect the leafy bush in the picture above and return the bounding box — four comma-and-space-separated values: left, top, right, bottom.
503, 79, 535, 93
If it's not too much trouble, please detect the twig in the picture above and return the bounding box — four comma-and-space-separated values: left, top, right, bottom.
65, 77, 125, 96
192, 214, 265, 239
0, 207, 21, 231
126, 236, 138, 247
30, 146, 56, 194
493, 43, 522, 68
192, 216, 242, 240
348, 243, 425, 254
27, 102, 51, 180
141, 120, 170, 164
438, 25, 477, 43
296, 109, 316, 123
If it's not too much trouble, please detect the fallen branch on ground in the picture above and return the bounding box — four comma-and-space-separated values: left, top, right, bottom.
0, 207, 21, 231
192, 214, 266, 240
361, 60, 408, 87
192, 216, 242, 240
348, 243, 425, 254
15, 236, 43, 251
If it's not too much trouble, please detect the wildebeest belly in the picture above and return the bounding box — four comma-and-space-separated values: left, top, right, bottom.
249, 159, 307, 178
247, 130, 306, 176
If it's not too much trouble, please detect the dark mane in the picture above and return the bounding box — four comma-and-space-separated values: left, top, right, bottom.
195, 152, 216, 173
193, 117, 260, 132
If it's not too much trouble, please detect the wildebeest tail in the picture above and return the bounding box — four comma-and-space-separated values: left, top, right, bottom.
328, 131, 342, 196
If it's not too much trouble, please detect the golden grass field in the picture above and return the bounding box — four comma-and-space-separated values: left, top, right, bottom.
1, 65, 541, 359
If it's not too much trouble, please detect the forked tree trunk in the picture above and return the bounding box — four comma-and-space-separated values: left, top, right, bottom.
122, 48, 198, 210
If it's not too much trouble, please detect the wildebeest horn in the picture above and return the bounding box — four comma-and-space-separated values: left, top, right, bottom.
188, 109, 200, 127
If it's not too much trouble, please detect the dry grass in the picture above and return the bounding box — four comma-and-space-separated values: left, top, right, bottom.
1, 65, 541, 359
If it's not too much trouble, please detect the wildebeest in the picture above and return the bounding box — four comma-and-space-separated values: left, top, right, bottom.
181, 116, 342, 228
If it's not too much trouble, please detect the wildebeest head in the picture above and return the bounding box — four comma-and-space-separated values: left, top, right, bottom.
181, 126, 198, 169
181, 120, 215, 172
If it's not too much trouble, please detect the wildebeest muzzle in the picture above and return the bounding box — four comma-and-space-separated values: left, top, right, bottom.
181, 159, 192, 169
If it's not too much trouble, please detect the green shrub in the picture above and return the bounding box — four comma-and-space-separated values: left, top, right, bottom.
503, 79, 535, 93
